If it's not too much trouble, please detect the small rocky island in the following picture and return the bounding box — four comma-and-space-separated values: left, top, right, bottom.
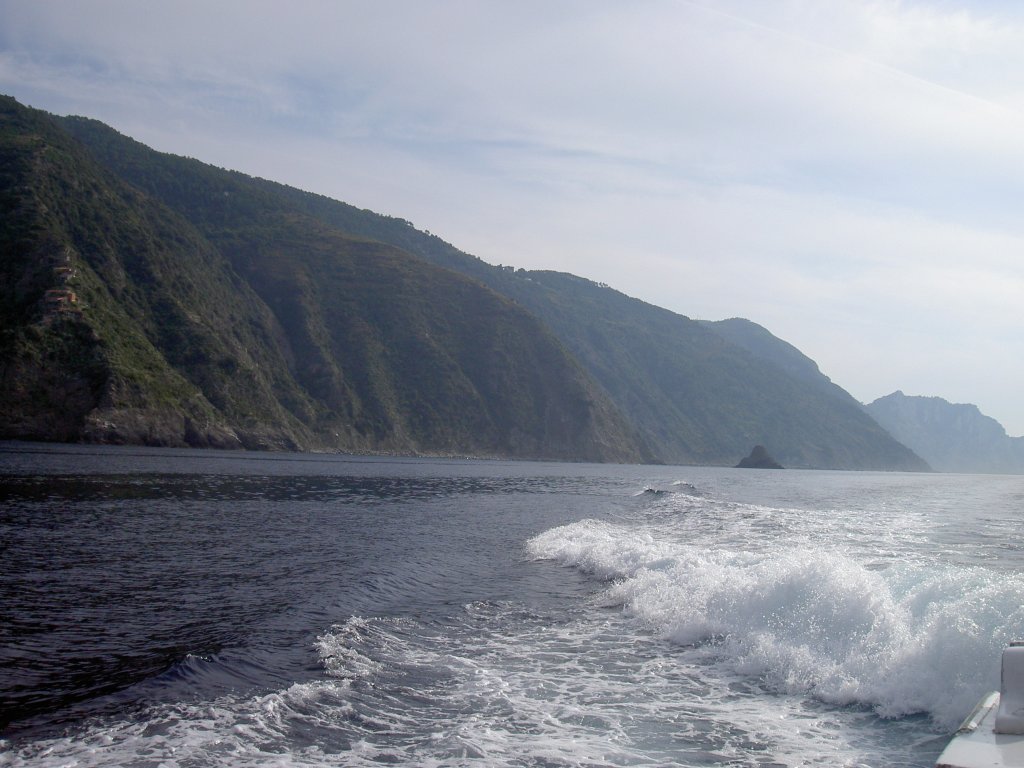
736, 445, 784, 469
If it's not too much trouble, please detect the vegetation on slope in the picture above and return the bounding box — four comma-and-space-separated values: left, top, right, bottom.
107, 144, 922, 469
1, 96, 645, 461
0, 95, 928, 468
202, 165, 929, 470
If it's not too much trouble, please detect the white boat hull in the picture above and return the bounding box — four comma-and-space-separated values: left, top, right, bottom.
936, 643, 1024, 768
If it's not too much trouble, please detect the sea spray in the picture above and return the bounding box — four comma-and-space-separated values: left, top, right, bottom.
528, 518, 1024, 730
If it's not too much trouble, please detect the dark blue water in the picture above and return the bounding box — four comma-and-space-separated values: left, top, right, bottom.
0, 445, 629, 742
2, 442, 1022, 766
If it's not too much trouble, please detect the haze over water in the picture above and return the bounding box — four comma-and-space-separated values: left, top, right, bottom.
2, 443, 1023, 767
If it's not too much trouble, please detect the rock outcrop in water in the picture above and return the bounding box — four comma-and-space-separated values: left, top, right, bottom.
736, 445, 784, 469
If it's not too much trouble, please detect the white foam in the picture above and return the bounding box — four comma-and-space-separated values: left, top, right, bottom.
528, 518, 1024, 731
7, 490, 1006, 767
2, 600, 946, 767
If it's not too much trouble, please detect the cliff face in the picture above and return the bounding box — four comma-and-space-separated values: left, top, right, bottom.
866, 391, 1024, 474
0, 95, 647, 462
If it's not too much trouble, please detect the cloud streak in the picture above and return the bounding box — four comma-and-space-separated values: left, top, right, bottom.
2, 0, 1023, 434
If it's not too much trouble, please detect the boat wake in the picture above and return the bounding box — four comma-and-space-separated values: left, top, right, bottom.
528, 518, 1024, 731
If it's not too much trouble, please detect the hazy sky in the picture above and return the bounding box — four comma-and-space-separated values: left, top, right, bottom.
3, 0, 1023, 435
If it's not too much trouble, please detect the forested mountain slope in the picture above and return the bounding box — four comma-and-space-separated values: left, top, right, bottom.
57, 113, 926, 469
0, 94, 927, 469
0, 95, 645, 461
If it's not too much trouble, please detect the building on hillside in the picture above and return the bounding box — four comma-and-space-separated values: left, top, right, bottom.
42, 288, 83, 322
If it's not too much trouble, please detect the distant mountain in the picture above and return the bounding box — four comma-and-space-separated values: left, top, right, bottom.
482, 273, 927, 469
866, 392, 1024, 474
0, 94, 928, 469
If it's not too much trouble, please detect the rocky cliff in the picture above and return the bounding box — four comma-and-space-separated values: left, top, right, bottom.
866, 391, 1024, 473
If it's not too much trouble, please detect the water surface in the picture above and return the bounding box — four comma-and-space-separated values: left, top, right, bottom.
2, 442, 1022, 766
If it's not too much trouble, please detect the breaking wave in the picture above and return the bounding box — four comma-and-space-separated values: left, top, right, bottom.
528, 518, 1024, 730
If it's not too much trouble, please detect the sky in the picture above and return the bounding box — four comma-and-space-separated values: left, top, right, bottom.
2, 0, 1023, 435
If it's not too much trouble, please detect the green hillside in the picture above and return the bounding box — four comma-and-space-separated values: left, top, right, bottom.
493, 272, 927, 469
0, 95, 645, 461
1, 94, 928, 469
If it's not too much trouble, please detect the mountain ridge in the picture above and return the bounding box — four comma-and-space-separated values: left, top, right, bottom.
866, 391, 1024, 474
1, 95, 928, 469
1, 95, 646, 462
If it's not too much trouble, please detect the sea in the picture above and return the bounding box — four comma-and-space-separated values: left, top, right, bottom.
2, 442, 1023, 767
